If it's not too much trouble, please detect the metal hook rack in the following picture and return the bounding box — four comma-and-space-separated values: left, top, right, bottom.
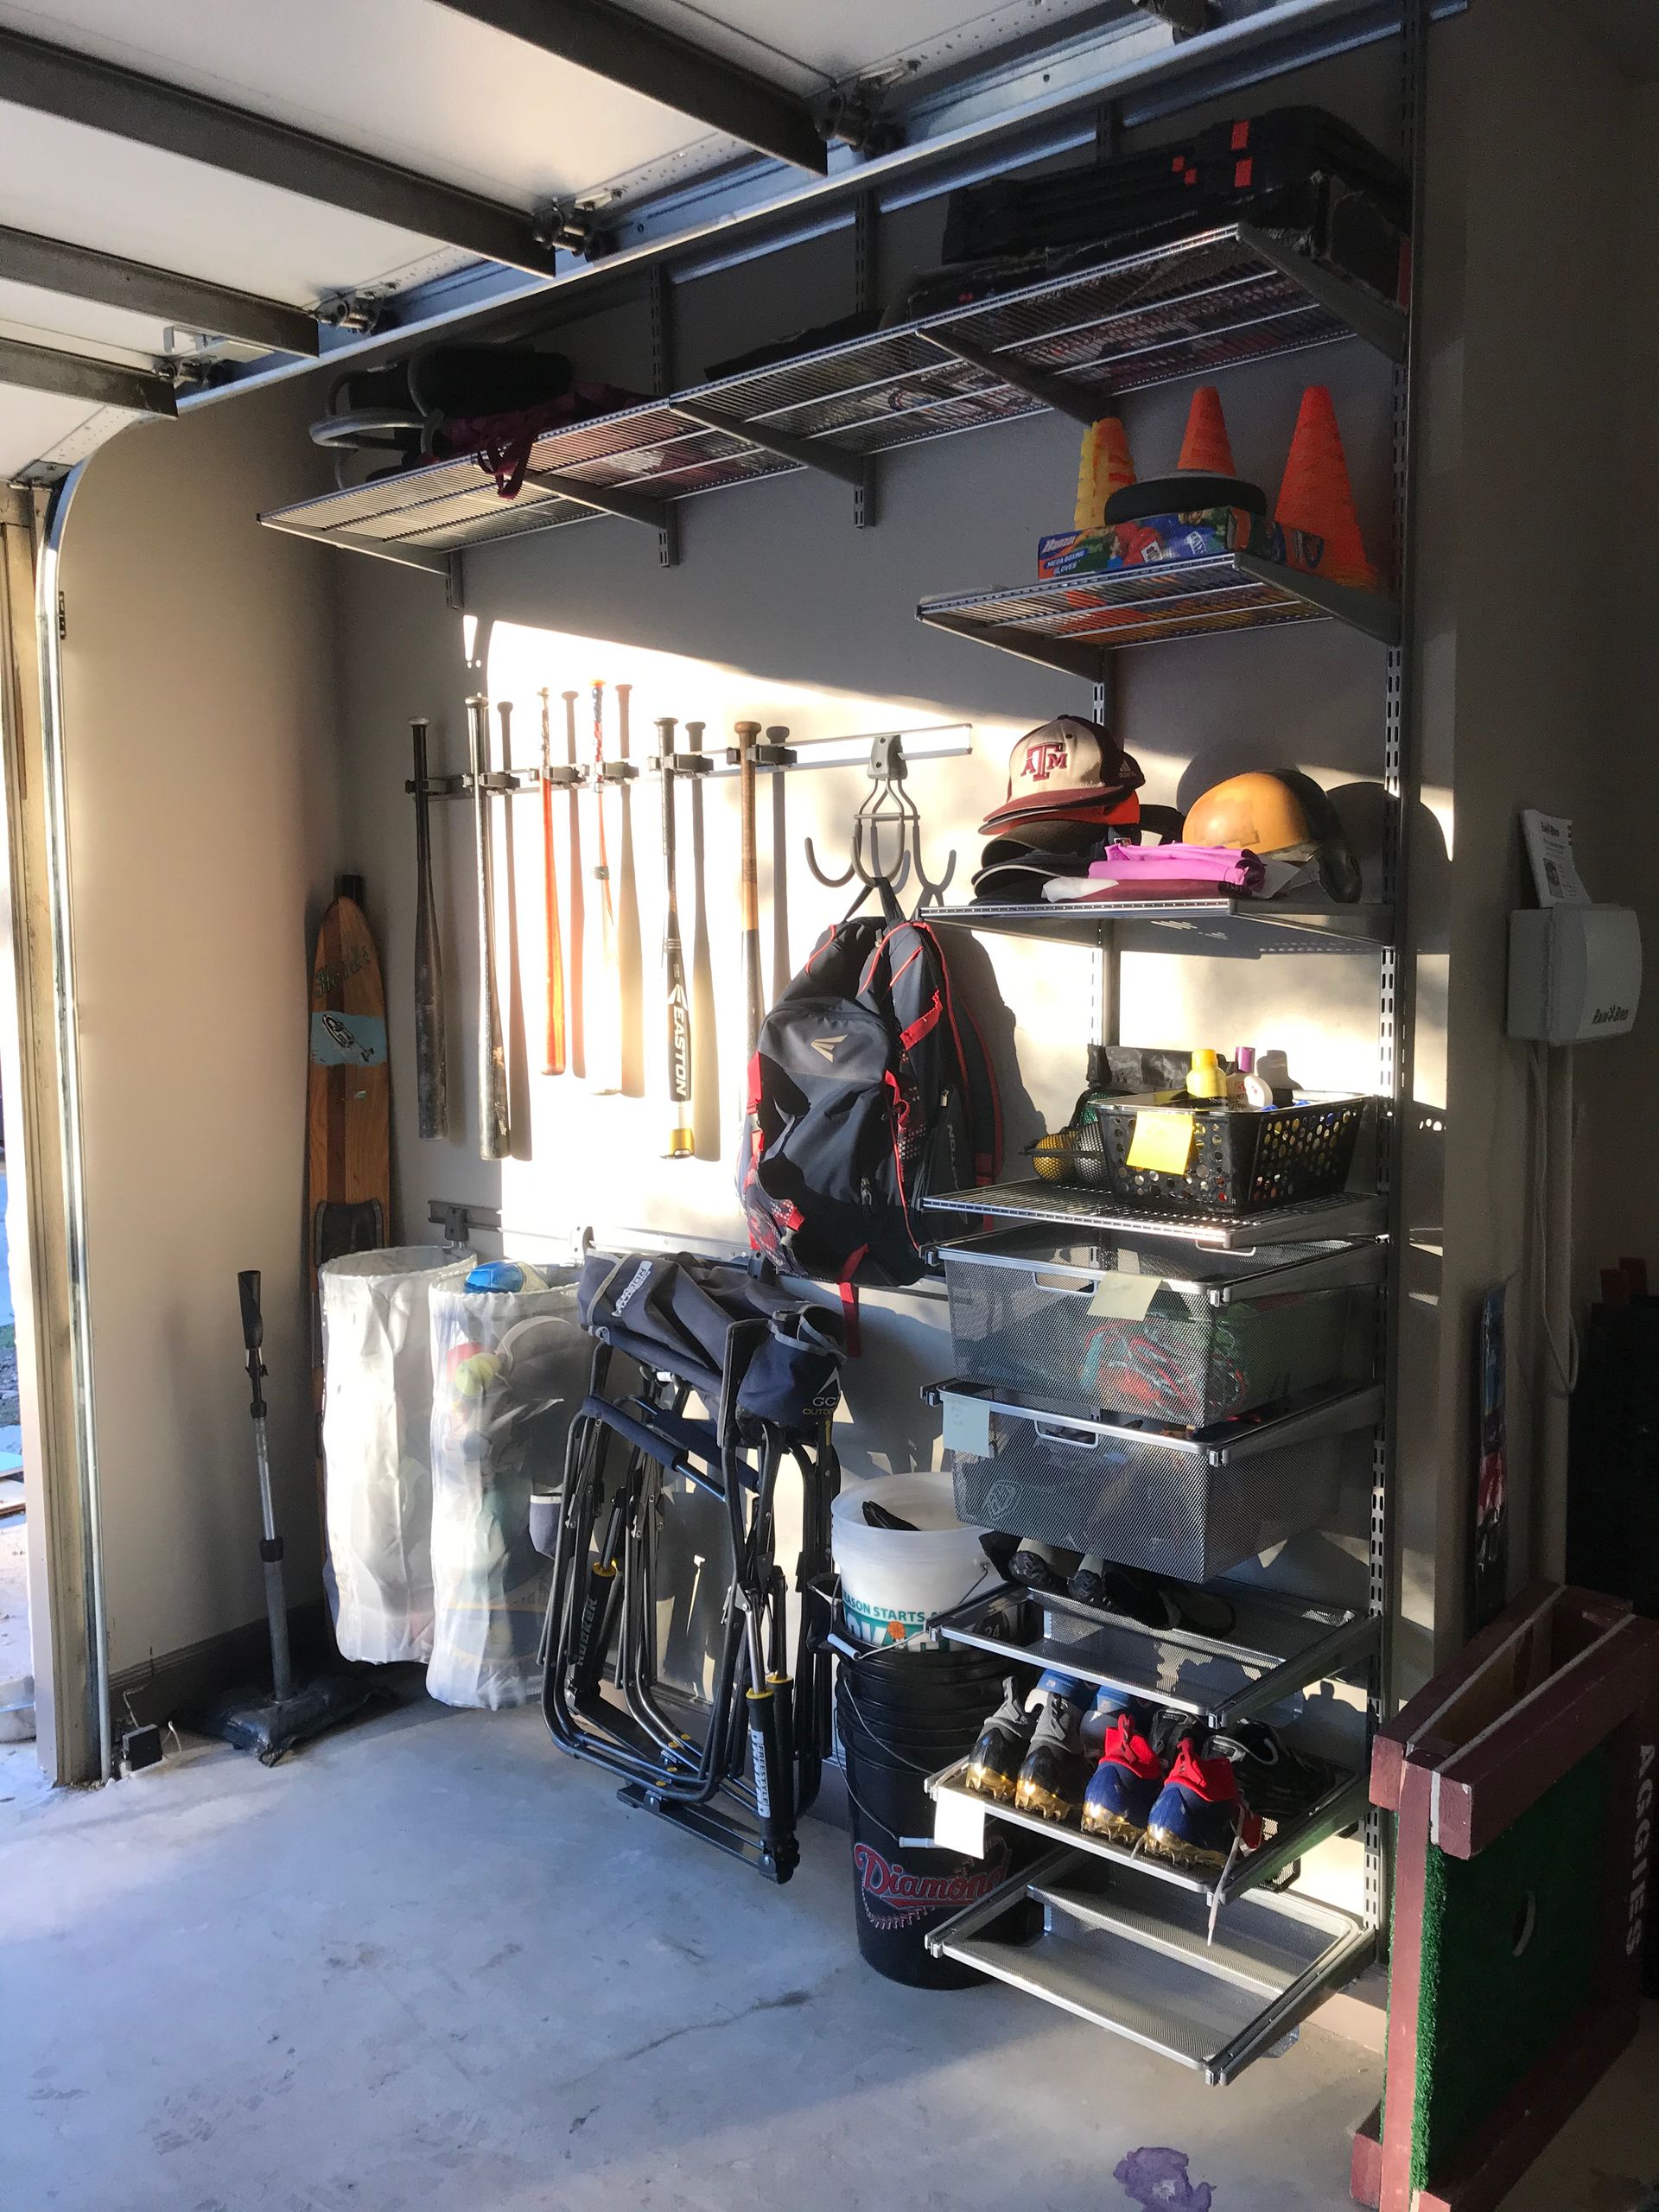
804, 730, 957, 907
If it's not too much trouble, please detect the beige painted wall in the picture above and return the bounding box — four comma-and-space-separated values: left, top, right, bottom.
54, 377, 343, 1676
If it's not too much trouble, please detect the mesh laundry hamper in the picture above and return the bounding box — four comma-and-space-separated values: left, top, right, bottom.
427, 1270, 591, 1708
320, 1246, 472, 1664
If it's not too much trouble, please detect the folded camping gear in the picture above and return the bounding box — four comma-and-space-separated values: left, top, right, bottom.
543, 1253, 845, 1883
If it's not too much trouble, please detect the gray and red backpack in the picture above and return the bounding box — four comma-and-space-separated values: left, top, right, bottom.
740, 908, 1002, 1290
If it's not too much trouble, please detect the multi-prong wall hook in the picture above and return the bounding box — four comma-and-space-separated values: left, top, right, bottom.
804, 732, 956, 909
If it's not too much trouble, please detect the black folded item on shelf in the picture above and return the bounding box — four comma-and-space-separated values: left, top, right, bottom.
918, 105, 1408, 321
704, 308, 886, 382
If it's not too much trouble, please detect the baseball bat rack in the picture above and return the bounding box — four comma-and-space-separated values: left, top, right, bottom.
405, 765, 586, 800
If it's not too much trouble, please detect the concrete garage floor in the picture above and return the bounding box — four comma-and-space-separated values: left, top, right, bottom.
1, 1694, 1389, 2212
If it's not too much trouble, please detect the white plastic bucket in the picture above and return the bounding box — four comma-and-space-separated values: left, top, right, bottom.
831, 1472, 993, 1646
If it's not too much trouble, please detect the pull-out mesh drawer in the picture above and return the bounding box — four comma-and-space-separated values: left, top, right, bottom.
941, 1227, 1380, 1424
940, 1382, 1380, 1582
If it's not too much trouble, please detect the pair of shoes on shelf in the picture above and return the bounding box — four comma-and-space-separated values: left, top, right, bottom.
963, 1669, 1092, 1820
1002, 1539, 1237, 1640
1084, 1708, 1345, 1867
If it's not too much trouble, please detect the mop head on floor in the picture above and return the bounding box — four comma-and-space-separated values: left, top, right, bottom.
194, 1673, 374, 1765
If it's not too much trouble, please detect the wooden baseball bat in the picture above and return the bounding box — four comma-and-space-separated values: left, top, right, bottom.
656, 717, 692, 1159
615, 681, 644, 1097
684, 719, 719, 1158
411, 717, 448, 1139
767, 724, 791, 999
590, 680, 621, 1093
563, 689, 584, 1080
466, 694, 510, 1159
538, 689, 565, 1075
734, 720, 764, 1058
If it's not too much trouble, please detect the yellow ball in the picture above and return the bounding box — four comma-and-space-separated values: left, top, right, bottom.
453, 1352, 500, 1399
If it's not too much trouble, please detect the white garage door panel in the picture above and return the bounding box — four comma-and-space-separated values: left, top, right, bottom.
0, 383, 124, 474
623, 0, 1119, 88
0, 0, 734, 211
0, 279, 175, 363
0, 104, 470, 304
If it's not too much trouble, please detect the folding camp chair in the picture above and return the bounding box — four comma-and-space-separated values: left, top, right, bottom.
541, 1253, 843, 1883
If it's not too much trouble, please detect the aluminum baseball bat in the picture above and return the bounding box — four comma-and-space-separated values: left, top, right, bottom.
466, 693, 510, 1159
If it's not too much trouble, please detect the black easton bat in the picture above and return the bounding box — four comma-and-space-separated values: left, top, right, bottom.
656, 717, 692, 1159
411, 717, 447, 1139
466, 693, 510, 1158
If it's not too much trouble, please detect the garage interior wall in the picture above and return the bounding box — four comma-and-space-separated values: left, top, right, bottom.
51, 378, 342, 1688
42, 2, 1647, 1726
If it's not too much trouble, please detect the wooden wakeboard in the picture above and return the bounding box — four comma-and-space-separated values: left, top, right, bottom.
307, 881, 391, 1314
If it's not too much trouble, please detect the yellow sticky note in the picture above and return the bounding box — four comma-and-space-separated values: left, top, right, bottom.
1126, 1109, 1196, 1176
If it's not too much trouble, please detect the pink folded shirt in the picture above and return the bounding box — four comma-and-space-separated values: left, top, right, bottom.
1041, 843, 1267, 903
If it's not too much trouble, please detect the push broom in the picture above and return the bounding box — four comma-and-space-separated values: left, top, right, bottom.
195, 1271, 372, 1764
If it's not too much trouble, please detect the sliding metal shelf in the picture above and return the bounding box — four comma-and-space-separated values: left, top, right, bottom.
932, 897, 1392, 956
918, 551, 1400, 675
928, 1849, 1374, 2088
258, 224, 1402, 569
931, 1580, 1379, 1729
924, 1179, 1387, 1249
927, 1758, 1367, 1910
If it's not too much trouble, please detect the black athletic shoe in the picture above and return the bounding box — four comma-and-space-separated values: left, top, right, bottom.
963, 1688, 1034, 1803
1008, 1540, 1077, 1593
1014, 1683, 1092, 1825
1206, 1721, 1347, 1827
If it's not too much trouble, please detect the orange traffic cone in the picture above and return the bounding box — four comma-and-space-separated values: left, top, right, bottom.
1176, 385, 1236, 476
1274, 385, 1376, 590
1074, 412, 1136, 530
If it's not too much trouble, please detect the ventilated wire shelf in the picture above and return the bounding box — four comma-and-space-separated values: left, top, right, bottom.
931, 899, 1394, 955
930, 1580, 1379, 1728
258, 225, 1402, 564
924, 1182, 1387, 1249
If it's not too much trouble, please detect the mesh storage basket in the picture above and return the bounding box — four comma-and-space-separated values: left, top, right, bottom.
942, 1385, 1373, 1582
1032, 1093, 1367, 1214
941, 1227, 1377, 1426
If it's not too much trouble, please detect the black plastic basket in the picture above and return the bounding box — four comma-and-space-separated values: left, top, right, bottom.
1031, 1094, 1366, 1215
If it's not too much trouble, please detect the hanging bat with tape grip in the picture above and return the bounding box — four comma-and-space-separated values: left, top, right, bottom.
466, 693, 510, 1159
655, 717, 692, 1159
410, 717, 448, 1139
589, 679, 622, 1094
563, 689, 584, 1079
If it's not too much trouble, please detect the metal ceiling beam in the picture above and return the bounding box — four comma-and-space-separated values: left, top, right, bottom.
0, 226, 318, 358
0, 26, 558, 276
0, 334, 176, 416
428, 0, 827, 174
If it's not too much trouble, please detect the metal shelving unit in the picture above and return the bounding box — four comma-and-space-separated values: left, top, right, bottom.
904, 3, 1430, 2072
257, 222, 1402, 575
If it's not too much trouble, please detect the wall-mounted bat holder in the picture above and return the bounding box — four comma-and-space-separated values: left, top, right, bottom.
429, 1197, 501, 1245
406, 764, 587, 801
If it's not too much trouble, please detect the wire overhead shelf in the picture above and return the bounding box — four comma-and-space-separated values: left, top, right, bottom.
932, 898, 1393, 956
257, 224, 1404, 570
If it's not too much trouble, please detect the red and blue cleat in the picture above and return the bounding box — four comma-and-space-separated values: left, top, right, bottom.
1082, 1706, 1166, 1843
1145, 1737, 1264, 1870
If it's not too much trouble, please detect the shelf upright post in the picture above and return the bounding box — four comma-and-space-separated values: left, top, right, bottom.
1365, 0, 1432, 1943
650, 265, 681, 569
854, 190, 879, 531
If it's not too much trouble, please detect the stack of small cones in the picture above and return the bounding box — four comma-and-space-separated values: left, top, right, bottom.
1274, 385, 1376, 590
1074, 413, 1136, 530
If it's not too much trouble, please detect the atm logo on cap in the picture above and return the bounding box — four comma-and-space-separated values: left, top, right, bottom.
1021, 738, 1070, 785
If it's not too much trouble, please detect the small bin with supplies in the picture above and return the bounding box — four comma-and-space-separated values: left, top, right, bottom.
941, 1226, 1380, 1427
1033, 1091, 1369, 1215
932, 1379, 1381, 1583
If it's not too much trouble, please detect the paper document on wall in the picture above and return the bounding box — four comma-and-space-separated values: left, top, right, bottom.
1522, 811, 1589, 906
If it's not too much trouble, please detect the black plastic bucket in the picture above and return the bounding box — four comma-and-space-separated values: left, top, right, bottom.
836, 1654, 1034, 1989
